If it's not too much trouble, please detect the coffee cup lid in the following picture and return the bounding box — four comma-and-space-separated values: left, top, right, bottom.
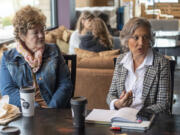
0, 126, 20, 135
70, 96, 87, 105
20, 86, 35, 93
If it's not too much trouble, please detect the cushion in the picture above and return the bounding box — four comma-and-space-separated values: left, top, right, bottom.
75, 48, 120, 69
75, 48, 120, 58
56, 39, 69, 54
45, 32, 56, 44
45, 25, 72, 44
74, 48, 99, 58
98, 49, 120, 57
62, 30, 71, 42
56, 26, 66, 40
77, 55, 119, 69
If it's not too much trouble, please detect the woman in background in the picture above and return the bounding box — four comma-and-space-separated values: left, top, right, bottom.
79, 17, 113, 52
68, 11, 95, 54
106, 17, 170, 114
0, 5, 72, 108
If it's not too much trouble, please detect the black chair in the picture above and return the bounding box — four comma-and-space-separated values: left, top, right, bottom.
169, 60, 176, 114
63, 54, 77, 98
113, 57, 176, 114
113, 57, 117, 67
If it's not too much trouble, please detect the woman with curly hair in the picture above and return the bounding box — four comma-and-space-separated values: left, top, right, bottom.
79, 17, 113, 52
0, 5, 73, 108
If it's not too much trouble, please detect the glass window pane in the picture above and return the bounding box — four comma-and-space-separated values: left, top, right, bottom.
0, 0, 51, 43
155, 0, 178, 2
140, 0, 178, 4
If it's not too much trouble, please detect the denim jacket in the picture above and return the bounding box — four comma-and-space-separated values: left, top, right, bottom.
0, 44, 73, 108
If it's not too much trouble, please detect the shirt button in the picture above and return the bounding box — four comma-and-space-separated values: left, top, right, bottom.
39, 77, 43, 80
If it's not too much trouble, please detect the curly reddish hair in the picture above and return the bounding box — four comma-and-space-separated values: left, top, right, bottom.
13, 5, 46, 41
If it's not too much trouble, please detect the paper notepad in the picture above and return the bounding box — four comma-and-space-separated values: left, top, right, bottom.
111, 114, 155, 131
85, 107, 139, 124
85, 107, 155, 130
85, 109, 116, 124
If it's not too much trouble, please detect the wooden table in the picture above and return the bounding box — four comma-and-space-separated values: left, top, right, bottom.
3, 108, 180, 135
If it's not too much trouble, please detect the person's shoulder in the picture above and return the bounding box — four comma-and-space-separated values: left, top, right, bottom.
3, 48, 16, 55
45, 43, 58, 49
80, 32, 94, 41
153, 50, 169, 65
72, 30, 79, 34
116, 52, 128, 63
71, 30, 80, 38
44, 44, 60, 56
3, 48, 18, 61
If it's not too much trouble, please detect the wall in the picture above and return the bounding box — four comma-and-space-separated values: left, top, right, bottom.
70, 0, 76, 29
58, 0, 70, 28
57, 0, 75, 29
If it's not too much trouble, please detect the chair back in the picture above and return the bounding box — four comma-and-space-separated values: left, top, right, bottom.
63, 54, 77, 98
113, 57, 117, 66
169, 60, 176, 114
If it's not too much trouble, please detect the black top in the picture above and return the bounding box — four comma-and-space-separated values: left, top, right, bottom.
79, 32, 111, 52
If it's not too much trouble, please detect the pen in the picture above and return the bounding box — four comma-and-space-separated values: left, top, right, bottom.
110, 127, 121, 131
137, 119, 142, 123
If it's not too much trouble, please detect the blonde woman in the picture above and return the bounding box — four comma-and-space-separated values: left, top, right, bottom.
79, 18, 113, 52
69, 11, 95, 54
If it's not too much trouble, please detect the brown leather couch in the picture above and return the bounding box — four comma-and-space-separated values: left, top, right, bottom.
74, 49, 120, 110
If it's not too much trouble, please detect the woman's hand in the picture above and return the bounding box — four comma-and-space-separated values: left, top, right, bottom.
114, 90, 133, 109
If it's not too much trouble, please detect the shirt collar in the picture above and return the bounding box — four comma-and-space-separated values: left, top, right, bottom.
143, 48, 153, 66
120, 48, 153, 71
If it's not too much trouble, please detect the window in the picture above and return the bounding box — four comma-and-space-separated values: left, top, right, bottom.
0, 0, 52, 43
154, 0, 178, 2
140, 0, 178, 5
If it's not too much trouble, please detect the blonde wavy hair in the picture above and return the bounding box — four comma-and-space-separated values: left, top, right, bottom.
12, 5, 46, 41
92, 18, 113, 49
76, 11, 94, 33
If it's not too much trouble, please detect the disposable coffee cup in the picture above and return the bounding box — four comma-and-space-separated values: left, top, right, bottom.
20, 86, 35, 117
70, 96, 87, 128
